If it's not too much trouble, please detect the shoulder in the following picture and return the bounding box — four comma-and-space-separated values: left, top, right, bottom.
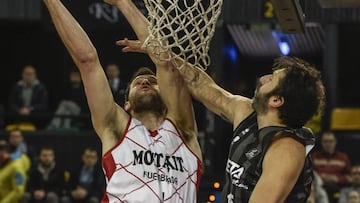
273, 128, 315, 146
271, 134, 306, 150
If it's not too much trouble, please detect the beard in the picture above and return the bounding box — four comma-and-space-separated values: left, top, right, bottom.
130, 91, 166, 115
41, 160, 53, 169
252, 90, 271, 115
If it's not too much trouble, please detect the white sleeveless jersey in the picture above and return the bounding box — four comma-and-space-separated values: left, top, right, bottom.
102, 118, 202, 203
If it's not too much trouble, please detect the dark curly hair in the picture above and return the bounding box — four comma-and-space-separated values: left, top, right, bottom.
270, 56, 325, 128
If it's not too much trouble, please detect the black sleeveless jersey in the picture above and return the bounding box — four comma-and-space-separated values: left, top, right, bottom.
221, 112, 315, 203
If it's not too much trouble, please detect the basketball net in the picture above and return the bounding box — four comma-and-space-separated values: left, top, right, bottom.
142, 0, 223, 70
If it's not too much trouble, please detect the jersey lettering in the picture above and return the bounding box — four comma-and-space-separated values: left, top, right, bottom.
132, 150, 184, 172
226, 159, 249, 189
227, 193, 234, 203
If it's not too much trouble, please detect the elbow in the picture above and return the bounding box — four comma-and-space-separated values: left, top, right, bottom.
73, 48, 99, 69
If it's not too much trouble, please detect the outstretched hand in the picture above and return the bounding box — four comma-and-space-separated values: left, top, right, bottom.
116, 38, 146, 53
117, 38, 172, 66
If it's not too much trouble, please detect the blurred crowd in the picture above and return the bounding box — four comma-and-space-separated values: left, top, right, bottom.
308, 131, 360, 203
0, 63, 127, 132
0, 129, 105, 203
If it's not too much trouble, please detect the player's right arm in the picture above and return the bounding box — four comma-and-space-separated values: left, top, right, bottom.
43, 0, 129, 152
177, 64, 254, 128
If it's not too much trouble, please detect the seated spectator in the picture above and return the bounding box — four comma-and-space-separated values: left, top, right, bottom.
339, 165, 360, 203
22, 146, 66, 203
8, 65, 49, 129
7, 129, 33, 175
312, 131, 352, 203
347, 190, 360, 203
61, 148, 105, 203
8, 129, 36, 164
105, 63, 127, 107
308, 171, 330, 203
47, 70, 89, 131
0, 140, 27, 203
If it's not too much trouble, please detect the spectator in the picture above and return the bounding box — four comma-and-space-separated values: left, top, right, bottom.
0, 140, 27, 203
8, 129, 36, 162
8, 65, 49, 129
339, 165, 360, 203
62, 148, 105, 203
47, 70, 89, 130
312, 131, 352, 203
105, 63, 127, 106
347, 190, 360, 203
22, 146, 66, 203
8, 129, 34, 175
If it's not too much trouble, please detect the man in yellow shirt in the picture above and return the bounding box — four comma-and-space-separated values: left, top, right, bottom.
0, 140, 27, 203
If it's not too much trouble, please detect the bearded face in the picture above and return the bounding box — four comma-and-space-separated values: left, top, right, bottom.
130, 90, 166, 115
127, 75, 166, 116
252, 71, 285, 115
252, 76, 274, 115
252, 90, 271, 115
39, 150, 55, 168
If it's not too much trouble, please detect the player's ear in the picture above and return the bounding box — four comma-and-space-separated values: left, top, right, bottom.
124, 101, 131, 111
269, 95, 284, 108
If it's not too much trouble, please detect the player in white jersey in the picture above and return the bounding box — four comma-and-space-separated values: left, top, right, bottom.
42, 0, 203, 202
102, 68, 202, 202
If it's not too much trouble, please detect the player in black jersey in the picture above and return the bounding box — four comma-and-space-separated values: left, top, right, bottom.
173, 56, 325, 203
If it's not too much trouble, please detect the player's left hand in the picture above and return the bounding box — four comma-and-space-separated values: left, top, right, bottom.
117, 38, 172, 67
116, 38, 145, 53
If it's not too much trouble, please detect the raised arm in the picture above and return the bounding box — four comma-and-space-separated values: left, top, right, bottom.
105, 0, 149, 42
177, 63, 253, 127
155, 60, 202, 159
43, 0, 128, 151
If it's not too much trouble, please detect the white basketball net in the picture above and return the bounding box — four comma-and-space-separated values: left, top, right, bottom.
142, 0, 223, 70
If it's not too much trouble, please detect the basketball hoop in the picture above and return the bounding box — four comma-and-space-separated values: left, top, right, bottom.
142, 0, 223, 70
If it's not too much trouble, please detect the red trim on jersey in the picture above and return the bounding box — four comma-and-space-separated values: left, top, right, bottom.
101, 192, 109, 203
196, 159, 203, 193
102, 117, 132, 181
102, 117, 132, 159
102, 152, 116, 180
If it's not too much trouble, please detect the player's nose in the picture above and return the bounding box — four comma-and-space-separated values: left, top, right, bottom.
140, 78, 151, 85
259, 74, 272, 85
